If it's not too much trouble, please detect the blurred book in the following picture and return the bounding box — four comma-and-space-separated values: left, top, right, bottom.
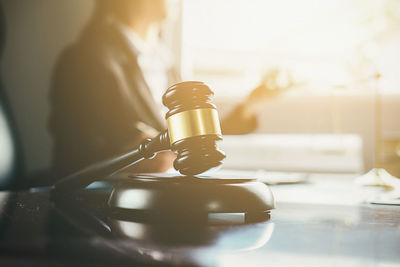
214, 169, 309, 185
220, 134, 363, 174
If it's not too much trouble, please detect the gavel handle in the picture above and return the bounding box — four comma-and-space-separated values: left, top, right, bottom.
53, 130, 170, 192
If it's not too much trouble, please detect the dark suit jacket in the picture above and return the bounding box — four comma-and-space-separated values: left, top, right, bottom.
49, 21, 256, 179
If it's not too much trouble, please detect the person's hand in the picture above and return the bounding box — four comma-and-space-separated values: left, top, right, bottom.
242, 68, 294, 118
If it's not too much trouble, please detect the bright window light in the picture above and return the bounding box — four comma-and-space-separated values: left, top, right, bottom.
180, 0, 400, 96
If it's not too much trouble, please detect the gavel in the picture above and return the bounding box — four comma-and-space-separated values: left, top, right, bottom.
54, 81, 226, 192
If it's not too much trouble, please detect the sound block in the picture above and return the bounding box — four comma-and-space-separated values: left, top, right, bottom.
107, 173, 275, 223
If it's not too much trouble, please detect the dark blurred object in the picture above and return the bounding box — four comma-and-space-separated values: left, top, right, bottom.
0, 3, 24, 189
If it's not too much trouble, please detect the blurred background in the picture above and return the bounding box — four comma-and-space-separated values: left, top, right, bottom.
1, 0, 399, 177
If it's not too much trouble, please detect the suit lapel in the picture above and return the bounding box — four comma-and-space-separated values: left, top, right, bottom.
107, 24, 166, 131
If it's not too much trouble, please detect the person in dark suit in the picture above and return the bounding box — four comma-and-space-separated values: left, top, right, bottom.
49, 0, 274, 179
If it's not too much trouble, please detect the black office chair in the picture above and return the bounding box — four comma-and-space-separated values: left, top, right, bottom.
0, 4, 24, 190
0, 91, 22, 189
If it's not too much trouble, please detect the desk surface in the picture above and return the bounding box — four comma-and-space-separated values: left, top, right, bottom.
0, 174, 399, 266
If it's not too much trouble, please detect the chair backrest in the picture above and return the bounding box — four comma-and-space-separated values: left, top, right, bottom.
0, 3, 23, 189
0, 93, 18, 188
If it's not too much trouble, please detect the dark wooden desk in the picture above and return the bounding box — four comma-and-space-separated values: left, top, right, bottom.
0, 174, 399, 266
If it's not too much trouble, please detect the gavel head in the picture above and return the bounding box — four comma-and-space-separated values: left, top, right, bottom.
162, 81, 226, 175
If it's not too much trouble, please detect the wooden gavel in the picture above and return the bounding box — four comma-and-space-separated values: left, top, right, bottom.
54, 81, 226, 192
